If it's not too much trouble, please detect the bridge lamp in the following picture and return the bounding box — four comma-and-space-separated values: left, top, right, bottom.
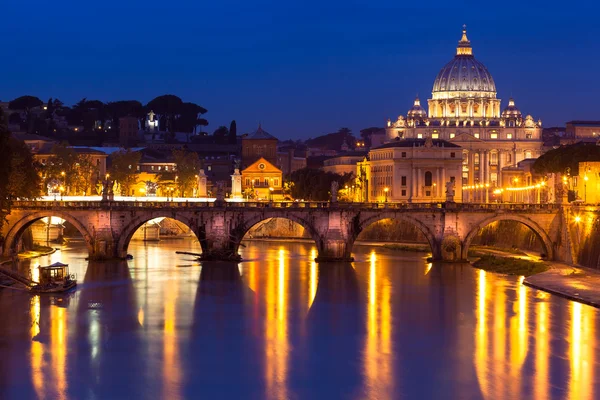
384, 187, 389, 202
574, 215, 581, 224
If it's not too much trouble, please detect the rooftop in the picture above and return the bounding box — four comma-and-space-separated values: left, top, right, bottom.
373, 138, 461, 149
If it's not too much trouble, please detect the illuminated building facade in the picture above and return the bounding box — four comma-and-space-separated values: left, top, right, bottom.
384, 26, 544, 188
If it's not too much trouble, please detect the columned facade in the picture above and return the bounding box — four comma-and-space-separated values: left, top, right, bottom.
384, 26, 544, 193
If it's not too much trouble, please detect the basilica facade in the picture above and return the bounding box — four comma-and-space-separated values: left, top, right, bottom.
383, 26, 544, 189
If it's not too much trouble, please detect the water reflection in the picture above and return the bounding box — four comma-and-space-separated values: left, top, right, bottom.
1, 241, 600, 399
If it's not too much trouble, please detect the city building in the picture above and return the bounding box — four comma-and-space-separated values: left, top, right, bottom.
575, 161, 600, 204
241, 157, 283, 200
276, 148, 307, 176
119, 116, 139, 147
241, 124, 278, 169
364, 137, 463, 203
322, 151, 368, 177
562, 121, 600, 144
384, 26, 544, 188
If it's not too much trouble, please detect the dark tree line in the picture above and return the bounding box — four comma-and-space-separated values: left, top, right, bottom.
533, 142, 600, 175
289, 168, 353, 201
0, 108, 41, 246
6, 94, 209, 144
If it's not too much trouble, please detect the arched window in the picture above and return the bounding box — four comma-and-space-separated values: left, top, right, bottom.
425, 171, 433, 187
525, 150, 532, 159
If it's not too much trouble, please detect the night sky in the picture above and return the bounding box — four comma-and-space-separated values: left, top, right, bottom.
2, 1, 599, 139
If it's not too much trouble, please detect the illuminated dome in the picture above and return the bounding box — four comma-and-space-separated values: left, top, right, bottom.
407, 96, 427, 118
501, 98, 522, 119
431, 26, 497, 99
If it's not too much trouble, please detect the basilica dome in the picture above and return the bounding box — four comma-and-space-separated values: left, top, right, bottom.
431, 27, 496, 98
407, 96, 427, 119
501, 98, 522, 119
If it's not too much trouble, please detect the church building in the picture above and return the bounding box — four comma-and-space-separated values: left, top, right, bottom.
383, 26, 544, 189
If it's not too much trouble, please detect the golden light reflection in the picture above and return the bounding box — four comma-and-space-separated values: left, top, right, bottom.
163, 277, 181, 398
508, 277, 528, 399
569, 302, 595, 400
534, 300, 549, 400
425, 262, 433, 275
364, 249, 393, 398
475, 269, 489, 397
308, 247, 317, 309
138, 307, 145, 327
30, 295, 43, 398
265, 247, 289, 399
50, 306, 67, 396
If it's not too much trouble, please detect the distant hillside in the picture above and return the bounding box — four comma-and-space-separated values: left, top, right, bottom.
305, 129, 356, 151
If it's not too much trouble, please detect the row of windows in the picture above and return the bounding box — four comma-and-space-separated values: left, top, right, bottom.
372, 151, 393, 160
416, 132, 532, 140
245, 178, 279, 186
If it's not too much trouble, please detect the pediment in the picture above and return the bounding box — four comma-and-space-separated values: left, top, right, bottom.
449, 132, 484, 143
242, 157, 282, 173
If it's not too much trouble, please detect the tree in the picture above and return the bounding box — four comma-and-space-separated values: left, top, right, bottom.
359, 127, 382, 148
105, 100, 144, 134
108, 150, 142, 196
304, 128, 357, 151
212, 126, 229, 143
42, 143, 80, 195
8, 95, 44, 133
229, 120, 237, 144
176, 102, 208, 141
0, 109, 40, 245
146, 95, 183, 140
289, 168, 352, 201
533, 143, 600, 176
171, 149, 200, 196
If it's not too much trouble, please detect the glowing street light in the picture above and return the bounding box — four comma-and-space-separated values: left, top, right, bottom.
384, 187, 389, 203
269, 186, 274, 202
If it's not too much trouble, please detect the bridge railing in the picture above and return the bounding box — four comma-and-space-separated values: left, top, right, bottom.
11, 200, 565, 211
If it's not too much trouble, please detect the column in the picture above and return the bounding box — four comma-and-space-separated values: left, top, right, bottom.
441, 167, 446, 198
411, 167, 416, 201
479, 152, 484, 183
418, 168, 423, 198
497, 150, 503, 187
468, 152, 474, 186
455, 100, 460, 118
435, 168, 440, 198
483, 151, 488, 184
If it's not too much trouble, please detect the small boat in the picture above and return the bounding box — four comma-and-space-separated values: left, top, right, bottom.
30, 262, 77, 293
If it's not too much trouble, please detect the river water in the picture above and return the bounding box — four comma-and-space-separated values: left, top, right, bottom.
0, 238, 598, 399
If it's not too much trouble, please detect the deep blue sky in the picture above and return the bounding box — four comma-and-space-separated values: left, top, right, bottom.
2, 1, 599, 139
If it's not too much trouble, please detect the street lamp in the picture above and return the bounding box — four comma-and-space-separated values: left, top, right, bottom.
384, 187, 389, 203
59, 185, 64, 201
269, 186, 274, 202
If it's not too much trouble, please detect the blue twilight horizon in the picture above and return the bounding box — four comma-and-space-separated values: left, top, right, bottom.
1, 0, 598, 139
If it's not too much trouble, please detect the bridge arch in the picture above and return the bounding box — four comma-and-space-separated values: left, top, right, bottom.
2, 210, 94, 257
116, 214, 200, 258
352, 212, 440, 259
462, 214, 554, 260
231, 214, 323, 256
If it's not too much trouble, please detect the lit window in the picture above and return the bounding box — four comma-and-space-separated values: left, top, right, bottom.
474, 133, 480, 139
525, 150, 532, 159
151, 166, 154, 171
207, 166, 212, 171
432, 133, 439, 139
490, 133, 498, 139
417, 133, 423, 139
507, 133, 513, 139
491, 152, 498, 165
158, 166, 162, 171
245, 178, 250, 186
450, 133, 455, 139
165, 166, 169, 171
274, 179, 279, 186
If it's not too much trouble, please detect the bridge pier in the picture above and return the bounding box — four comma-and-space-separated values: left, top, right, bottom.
315, 238, 354, 262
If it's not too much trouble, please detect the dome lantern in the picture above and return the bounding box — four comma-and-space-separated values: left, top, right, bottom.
456, 24, 472, 56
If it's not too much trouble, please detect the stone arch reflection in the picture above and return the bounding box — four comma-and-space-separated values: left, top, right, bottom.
187, 261, 261, 398
72, 261, 142, 399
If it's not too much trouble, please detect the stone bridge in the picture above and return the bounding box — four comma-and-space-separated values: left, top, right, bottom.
1, 200, 580, 263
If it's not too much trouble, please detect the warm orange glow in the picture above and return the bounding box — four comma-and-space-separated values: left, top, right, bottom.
364, 249, 393, 398
30, 295, 43, 399
163, 273, 181, 398
534, 301, 549, 400
569, 302, 595, 400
